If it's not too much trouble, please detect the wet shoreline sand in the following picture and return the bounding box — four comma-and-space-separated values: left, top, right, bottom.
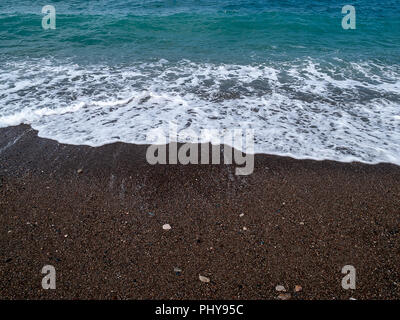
0, 124, 399, 299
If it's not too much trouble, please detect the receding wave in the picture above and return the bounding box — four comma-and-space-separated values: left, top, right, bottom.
0, 57, 399, 165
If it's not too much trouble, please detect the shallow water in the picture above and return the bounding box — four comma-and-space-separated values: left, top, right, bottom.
1, 0, 399, 164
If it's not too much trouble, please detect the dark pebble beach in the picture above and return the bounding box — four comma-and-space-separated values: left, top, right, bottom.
0, 124, 399, 299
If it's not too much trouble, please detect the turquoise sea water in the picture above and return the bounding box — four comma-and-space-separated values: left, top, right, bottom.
0, 1, 400, 164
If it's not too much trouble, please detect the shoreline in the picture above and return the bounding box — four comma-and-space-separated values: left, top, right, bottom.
0, 124, 399, 299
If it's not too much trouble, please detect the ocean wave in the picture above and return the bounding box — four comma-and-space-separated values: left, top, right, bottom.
0, 57, 399, 165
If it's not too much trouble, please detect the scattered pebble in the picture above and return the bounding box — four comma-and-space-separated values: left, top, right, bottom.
64, 234, 68, 238
243, 227, 248, 231
77, 169, 83, 174
299, 222, 305, 225
277, 293, 291, 300
294, 285, 302, 292
275, 285, 286, 292
239, 213, 244, 217
162, 224, 171, 230
173, 267, 182, 275
349, 297, 357, 300
199, 275, 210, 283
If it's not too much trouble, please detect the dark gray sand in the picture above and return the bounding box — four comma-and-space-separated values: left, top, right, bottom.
0, 124, 399, 299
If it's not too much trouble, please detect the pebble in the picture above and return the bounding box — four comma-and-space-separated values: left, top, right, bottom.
199, 275, 210, 283
294, 285, 302, 292
162, 224, 171, 230
277, 293, 291, 300
243, 227, 248, 231
239, 213, 244, 217
173, 267, 182, 275
77, 169, 83, 174
299, 222, 305, 225
275, 285, 286, 292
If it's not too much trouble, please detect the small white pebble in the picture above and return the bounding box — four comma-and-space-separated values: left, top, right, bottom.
243, 227, 248, 231
199, 275, 210, 283
275, 285, 286, 292
162, 224, 171, 230
239, 213, 244, 217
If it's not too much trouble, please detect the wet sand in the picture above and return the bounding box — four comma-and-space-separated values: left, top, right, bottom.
0, 124, 399, 299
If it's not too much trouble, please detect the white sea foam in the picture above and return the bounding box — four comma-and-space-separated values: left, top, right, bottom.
0, 58, 399, 165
